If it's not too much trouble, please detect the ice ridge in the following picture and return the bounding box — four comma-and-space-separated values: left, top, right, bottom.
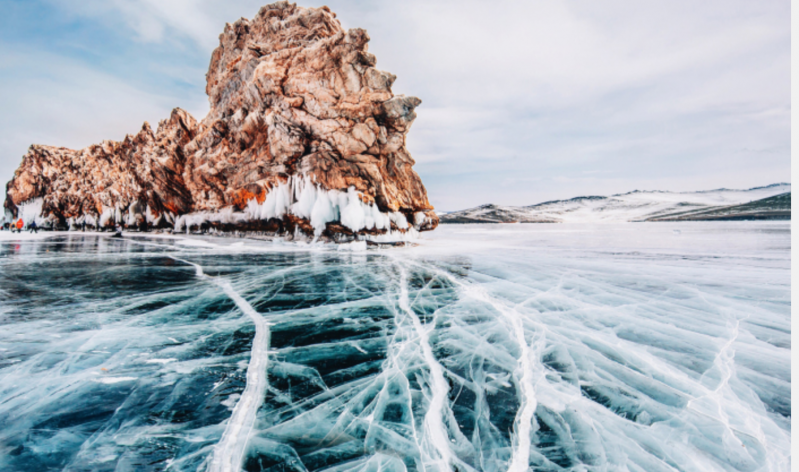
404, 259, 547, 472
170, 256, 271, 472
397, 264, 454, 472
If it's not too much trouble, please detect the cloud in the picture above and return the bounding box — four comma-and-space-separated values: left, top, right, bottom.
46, 0, 269, 50
0, 45, 193, 182
375, 0, 789, 208
0, 0, 789, 210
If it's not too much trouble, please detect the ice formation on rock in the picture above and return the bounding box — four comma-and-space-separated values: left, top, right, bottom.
3, 1, 437, 241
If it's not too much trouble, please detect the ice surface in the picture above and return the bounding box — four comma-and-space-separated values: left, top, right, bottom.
0, 222, 790, 472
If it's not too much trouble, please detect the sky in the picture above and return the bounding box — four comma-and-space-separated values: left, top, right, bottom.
0, 0, 790, 211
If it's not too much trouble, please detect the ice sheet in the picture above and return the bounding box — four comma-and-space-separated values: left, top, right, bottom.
0, 222, 790, 472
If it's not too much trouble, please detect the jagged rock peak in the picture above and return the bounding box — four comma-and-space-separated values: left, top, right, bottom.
4, 2, 438, 241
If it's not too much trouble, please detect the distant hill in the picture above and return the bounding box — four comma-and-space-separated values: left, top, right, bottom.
646, 192, 790, 221
440, 184, 791, 224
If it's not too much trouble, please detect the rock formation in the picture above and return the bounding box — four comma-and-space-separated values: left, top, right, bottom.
4, 1, 438, 241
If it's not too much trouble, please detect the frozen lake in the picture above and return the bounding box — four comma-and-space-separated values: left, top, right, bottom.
0, 222, 790, 471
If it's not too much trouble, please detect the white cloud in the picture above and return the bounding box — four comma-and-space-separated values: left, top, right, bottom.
0, 46, 206, 182
47, 0, 265, 50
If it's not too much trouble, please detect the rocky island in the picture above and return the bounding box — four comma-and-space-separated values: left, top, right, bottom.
3, 1, 438, 242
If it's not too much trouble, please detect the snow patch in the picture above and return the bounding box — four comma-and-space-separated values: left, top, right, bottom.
337, 240, 367, 252
94, 376, 138, 384
362, 227, 420, 243
175, 239, 218, 248
221, 393, 241, 411
146, 358, 177, 365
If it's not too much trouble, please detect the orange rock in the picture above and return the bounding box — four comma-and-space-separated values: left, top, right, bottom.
4, 2, 439, 236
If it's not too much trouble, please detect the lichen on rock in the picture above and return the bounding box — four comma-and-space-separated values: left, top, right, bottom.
4, 1, 438, 240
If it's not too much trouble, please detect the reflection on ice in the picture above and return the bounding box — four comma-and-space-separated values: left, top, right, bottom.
0, 222, 790, 472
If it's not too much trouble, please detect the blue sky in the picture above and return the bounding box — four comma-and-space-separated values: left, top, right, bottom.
0, 0, 790, 210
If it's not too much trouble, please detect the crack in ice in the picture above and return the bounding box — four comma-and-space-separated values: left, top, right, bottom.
471, 290, 542, 472
397, 263, 454, 472
2, 226, 789, 472
404, 260, 545, 472
169, 257, 271, 472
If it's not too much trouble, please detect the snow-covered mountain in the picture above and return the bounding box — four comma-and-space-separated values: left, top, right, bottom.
440, 183, 791, 223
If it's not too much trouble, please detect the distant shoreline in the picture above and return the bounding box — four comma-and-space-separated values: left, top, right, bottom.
439, 186, 790, 224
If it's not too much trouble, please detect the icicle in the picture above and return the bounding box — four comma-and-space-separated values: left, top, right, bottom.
158, 175, 417, 241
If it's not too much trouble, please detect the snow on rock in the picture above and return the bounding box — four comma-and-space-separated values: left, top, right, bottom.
441, 183, 791, 224
3, 2, 438, 241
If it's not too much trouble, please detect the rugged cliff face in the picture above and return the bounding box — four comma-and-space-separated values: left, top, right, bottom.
4, 1, 437, 241
5, 109, 198, 230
